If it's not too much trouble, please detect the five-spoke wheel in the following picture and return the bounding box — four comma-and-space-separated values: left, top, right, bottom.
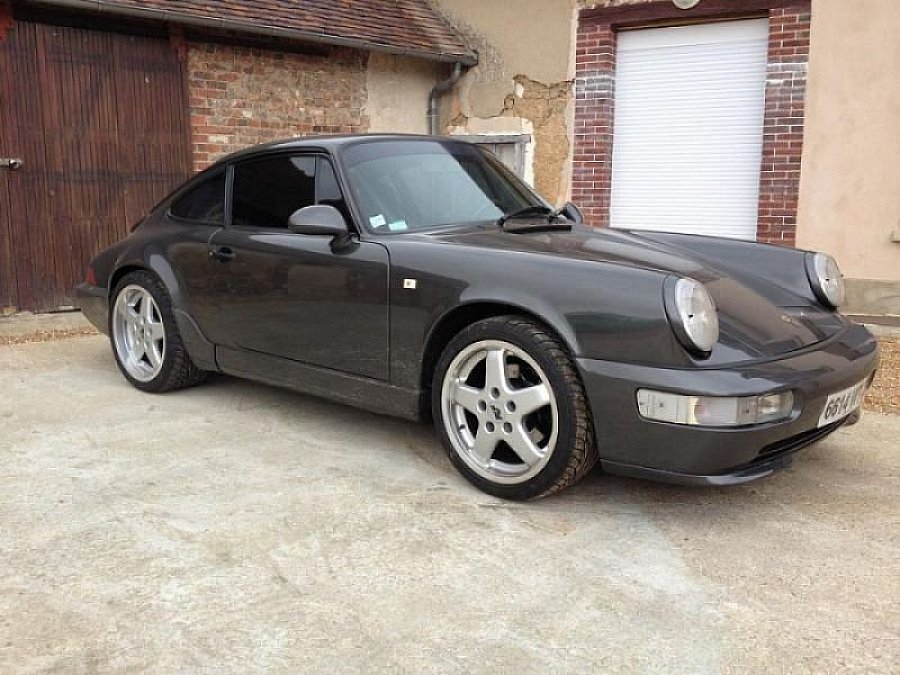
442, 339, 558, 484
112, 285, 166, 382
434, 316, 597, 500
109, 271, 206, 393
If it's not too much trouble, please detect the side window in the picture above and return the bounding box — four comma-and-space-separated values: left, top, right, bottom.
169, 172, 226, 224
232, 155, 316, 228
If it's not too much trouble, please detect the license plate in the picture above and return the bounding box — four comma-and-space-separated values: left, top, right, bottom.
818, 380, 866, 428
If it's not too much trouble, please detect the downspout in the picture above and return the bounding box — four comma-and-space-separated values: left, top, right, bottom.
428, 62, 465, 136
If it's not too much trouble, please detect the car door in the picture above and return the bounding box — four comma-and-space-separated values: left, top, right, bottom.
204, 153, 390, 381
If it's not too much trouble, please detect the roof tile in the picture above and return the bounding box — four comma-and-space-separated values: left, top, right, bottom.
89, 0, 474, 62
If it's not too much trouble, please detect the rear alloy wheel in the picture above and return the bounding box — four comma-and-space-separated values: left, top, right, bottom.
433, 316, 597, 500
110, 271, 206, 393
112, 284, 166, 383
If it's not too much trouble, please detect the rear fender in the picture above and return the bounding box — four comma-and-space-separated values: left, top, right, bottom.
108, 243, 218, 372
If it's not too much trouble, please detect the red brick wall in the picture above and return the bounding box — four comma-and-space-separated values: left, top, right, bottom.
757, 7, 811, 245
186, 42, 369, 172
574, 1, 811, 242
573, 22, 616, 227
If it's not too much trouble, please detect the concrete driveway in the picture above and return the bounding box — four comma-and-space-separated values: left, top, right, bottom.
1, 334, 897, 673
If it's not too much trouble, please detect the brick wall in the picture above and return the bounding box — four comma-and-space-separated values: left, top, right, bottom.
574, 1, 811, 241
573, 22, 615, 226
187, 43, 369, 171
757, 7, 810, 246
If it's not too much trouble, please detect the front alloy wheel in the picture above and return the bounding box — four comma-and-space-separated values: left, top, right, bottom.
442, 340, 559, 485
433, 316, 597, 500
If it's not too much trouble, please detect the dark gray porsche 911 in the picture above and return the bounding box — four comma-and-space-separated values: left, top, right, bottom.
76, 134, 878, 500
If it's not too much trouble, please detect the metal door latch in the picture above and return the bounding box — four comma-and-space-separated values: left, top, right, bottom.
0, 158, 23, 170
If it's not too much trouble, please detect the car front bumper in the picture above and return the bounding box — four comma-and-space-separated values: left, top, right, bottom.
75, 282, 109, 335
577, 322, 879, 485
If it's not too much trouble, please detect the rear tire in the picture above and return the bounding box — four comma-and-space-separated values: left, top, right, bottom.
432, 315, 597, 500
109, 270, 206, 393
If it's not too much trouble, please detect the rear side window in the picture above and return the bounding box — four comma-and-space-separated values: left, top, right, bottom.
169, 172, 226, 224
232, 155, 316, 228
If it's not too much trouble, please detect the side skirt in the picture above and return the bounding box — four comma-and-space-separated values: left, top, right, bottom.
216, 345, 423, 421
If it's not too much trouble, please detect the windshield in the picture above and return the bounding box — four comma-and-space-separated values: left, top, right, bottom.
342, 140, 546, 233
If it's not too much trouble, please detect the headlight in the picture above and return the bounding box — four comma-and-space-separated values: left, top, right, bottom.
664, 277, 719, 356
805, 252, 844, 309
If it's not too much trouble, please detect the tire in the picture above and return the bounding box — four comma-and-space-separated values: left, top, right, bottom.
109, 270, 207, 393
432, 315, 597, 500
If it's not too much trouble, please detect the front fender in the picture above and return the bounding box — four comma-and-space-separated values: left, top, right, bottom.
452, 260, 677, 365
386, 240, 682, 390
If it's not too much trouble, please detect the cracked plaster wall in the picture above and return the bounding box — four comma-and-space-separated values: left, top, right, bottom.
435, 0, 579, 204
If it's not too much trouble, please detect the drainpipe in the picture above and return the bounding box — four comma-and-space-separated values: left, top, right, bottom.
428, 62, 465, 136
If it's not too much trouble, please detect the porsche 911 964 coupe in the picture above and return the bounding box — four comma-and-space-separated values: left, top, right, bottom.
77, 135, 878, 500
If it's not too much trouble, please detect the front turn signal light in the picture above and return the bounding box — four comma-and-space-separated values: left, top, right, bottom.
636, 389, 795, 427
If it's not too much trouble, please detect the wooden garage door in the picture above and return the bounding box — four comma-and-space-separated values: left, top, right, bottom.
0, 21, 191, 312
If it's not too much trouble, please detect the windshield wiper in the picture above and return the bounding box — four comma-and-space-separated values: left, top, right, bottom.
497, 205, 552, 227
498, 205, 573, 232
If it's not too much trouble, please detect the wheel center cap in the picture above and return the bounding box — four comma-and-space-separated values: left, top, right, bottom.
490, 405, 503, 420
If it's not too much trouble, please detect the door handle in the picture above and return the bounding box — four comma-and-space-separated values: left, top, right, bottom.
0, 158, 23, 170
209, 246, 235, 262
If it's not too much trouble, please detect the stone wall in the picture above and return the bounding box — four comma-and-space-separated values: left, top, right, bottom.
435, 0, 577, 204
186, 43, 369, 171
865, 330, 900, 415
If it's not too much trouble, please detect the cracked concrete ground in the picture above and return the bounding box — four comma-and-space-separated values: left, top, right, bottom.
1, 334, 897, 673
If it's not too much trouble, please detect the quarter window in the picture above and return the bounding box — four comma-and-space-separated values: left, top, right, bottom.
232, 155, 316, 228
316, 157, 351, 224
169, 172, 226, 224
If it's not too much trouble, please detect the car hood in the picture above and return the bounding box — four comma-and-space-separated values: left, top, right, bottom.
425, 225, 847, 360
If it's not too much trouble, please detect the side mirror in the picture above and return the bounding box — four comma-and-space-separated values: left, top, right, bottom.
559, 201, 584, 225
287, 205, 348, 237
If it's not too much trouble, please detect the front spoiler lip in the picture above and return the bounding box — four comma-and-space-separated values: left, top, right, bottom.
600, 412, 857, 486
600, 457, 784, 486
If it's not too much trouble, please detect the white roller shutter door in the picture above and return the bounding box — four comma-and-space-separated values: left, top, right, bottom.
609, 19, 769, 240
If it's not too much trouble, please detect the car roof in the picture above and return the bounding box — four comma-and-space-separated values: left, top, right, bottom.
209, 133, 468, 168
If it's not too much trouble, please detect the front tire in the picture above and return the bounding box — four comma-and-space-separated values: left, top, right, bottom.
432, 316, 597, 500
110, 271, 206, 393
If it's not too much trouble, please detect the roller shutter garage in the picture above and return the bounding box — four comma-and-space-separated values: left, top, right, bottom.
609, 19, 769, 240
